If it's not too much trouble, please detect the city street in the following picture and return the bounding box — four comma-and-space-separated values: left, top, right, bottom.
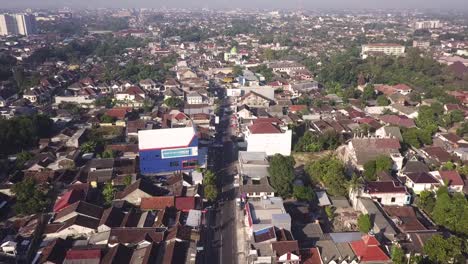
204, 92, 239, 264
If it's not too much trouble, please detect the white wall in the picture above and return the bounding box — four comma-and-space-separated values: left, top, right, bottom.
246, 130, 292, 156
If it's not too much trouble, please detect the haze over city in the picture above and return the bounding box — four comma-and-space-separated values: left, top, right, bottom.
2, 0, 468, 9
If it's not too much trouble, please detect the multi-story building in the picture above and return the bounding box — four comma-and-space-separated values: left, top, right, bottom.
413, 20, 441, 30
138, 126, 205, 174
0, 13, 36, 36
361, 43, 405, 59
244, 119, 292, 156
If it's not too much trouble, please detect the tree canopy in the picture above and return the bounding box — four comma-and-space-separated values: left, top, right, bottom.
0, 115, 54, 156
11, 177, 50, 215
357, 214, 372, 233
294, 131, 343, 152
423, 235, 464, 264
305, 156, 348, 196
268, 154, 296, 198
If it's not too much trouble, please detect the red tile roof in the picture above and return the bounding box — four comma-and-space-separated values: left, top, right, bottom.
105, 107, 131, 120
249, 122, 281, 134
376, 138, 401, 149
300, 248, 322, 264
53, 189, 85, 213
65, 249, 101, 260
365, 181, 408, 194
439, 170, 464, 186
140, 196, 175, 210
175, 197, 196, 211
350, 235, 390, 262
289, 105, 307, 112
380, 115, 416, 128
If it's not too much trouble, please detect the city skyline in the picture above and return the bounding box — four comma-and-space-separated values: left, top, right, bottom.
2, 0, 468, 10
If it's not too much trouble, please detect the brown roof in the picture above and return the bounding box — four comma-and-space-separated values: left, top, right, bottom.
101, 244, 133, 264
422, 146, 452, 163
108, 228, 165, 245
99, 207, 125, 228
55, 201, 103, 222
140, 196, 175, 210
59, 215, 100, 231
248, 122, 281, 134
271, 240, 300, 258
383, 206, 427, 232
406, 172, 440, 184
39, 238, 71, 264
439, 170, 464, 186
300, 248, 322, 264
129, 242, 159, 264
365, 181, 408, 194
116, 179, 165, 199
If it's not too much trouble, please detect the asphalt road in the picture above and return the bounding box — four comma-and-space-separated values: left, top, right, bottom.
203, 95, 239, 264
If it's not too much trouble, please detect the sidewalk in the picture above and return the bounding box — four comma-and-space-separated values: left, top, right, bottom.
236, 208, 248, 264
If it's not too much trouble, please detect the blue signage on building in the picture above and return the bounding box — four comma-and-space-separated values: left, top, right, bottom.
161, 148, 193, 159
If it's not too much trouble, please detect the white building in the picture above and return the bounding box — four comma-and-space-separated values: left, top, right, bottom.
0, 14, 36, 36
361, 43, 405, 59
413, 20, 440, 30
245, 119, 292, 156
350, 181, 411, 206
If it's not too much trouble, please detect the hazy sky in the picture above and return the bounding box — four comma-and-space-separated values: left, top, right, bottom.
1, 0, 467, 10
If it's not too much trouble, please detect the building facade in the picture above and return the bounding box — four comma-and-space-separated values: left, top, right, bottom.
361, 43, 405, 59
138, 126, 202, 174
0, 14, 36, 36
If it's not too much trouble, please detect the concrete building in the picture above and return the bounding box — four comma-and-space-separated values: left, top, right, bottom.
413, 20, 440, 30
138, 126, 205, 174
361, 43, 405, 59
0, 14, 36, 36
0, 14, 17, 36
245, 119, 292, 156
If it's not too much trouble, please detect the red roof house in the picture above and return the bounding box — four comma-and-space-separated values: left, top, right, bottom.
53, 189, 85, 213
350, 235, 390, 263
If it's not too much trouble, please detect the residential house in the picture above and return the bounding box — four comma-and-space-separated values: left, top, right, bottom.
349, 235, 391, 263
115, 86, 146, 108
338, 137, 403, 171
379, 115, 416, 128
350, 181, 411, 206
139, 79, 158, 93
115, 179, 166, 206
375, 126, 403, 141
244, 118, 292, 156
430, 170, 464, 193
403, 172, 440, 194
239, 91, 272, 108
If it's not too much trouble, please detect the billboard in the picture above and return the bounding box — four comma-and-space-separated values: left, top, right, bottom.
161, 147, 198, 159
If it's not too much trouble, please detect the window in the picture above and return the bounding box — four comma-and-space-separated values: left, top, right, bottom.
391, 197, 396, 203
182, 160, 198, 168
170, 161, 179, 167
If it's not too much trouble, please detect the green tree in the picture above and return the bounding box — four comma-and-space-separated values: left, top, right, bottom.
203, 170, 217, 186
268, 154, 296, 198
357, 214, 372, 233
123, 175, 132, 186
100, 114, 116, 123
15, 151, 33, 169
325, 206, 336, 220
306, 156, 348, 196
417, 190, 436, 213
204, 184, 218, 202
164, 97, 184, 108
424, 235, 463, 264
81, 141, 97, 153
102, 182, 116, 206
362, 85, 375, 101
363, 160, 377, 181
11, 177, 50, 215
100, 150, 116, 159
375, 155, 393, 173
391, 246, 406, 264
431, 186, 468, 235
293, 186, 316, 202
376, 95, 390, 106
